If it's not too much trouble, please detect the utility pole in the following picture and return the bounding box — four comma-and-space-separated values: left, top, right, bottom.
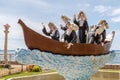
4, 24, 10, 63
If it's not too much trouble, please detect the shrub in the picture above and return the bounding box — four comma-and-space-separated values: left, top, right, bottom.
26, 65, 34, 71
4, 64, 11, 68
32, 65, 42, 72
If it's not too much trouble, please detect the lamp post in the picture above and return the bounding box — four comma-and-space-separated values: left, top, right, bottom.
4, 24, 10, 63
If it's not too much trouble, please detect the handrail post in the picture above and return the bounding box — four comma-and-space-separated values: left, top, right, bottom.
9, 54, 12, 62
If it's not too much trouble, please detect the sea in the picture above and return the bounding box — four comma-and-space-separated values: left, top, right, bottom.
0, 50, 15, 54
0, 49, 120, 64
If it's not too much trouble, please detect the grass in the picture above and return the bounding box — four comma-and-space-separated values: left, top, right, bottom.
0, 70, 55, 80
0, 67, 4, 69
0, 66, 4, 70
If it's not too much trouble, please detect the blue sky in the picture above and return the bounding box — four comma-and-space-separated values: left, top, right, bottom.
0, 0, 120, 50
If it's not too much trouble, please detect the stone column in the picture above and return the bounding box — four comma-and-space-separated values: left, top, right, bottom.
4, 24, 10, 63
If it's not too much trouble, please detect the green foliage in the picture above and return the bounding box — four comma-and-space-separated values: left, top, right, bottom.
4, 64, 11, 68
0, 65, 4, 68
0, 64, 11, 68
32, 65, 42, 72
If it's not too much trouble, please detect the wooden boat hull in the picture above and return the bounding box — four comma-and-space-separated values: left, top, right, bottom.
18, 19, 115, 56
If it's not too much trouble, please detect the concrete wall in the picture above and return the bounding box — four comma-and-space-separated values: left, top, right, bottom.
7, 72, 65, 80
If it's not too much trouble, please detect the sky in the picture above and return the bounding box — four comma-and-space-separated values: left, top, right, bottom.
0, 0, 120, 50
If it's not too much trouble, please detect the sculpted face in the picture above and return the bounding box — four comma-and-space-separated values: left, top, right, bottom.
48, 23, 56, 30
61, 16, 70, 24
80, 13, 84, 18
101, 22, 109, 29
78, 12, 86, 20
98, 20, 109, 29
49, 26, 54, 30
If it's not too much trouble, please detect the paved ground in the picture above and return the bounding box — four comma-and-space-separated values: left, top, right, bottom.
7, 72, 65, 80
91, 70, 120, 80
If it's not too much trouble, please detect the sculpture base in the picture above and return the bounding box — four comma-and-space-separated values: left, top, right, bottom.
15, 49, 115, 80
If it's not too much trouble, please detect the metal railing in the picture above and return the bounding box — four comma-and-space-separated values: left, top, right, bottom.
0, 54, 16, 62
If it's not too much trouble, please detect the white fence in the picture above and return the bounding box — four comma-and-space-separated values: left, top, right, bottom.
0, 65, 27, 77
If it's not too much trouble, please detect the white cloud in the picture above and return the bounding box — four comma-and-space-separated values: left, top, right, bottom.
111, 8, 120, 22
0, 13, 44, 50
18, 0, 51, 8
94, 5, 111, 13
0, 14, 24, 50
111, 16, 120, 22
111, 9, 120, 16
85, 3, 90, 7
94, 5, 120, 23
77, 3, 90, 8
0, 0, 51, 15
0, 14, 24, 39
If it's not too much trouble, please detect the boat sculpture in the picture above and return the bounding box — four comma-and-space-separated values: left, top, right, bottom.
18, 19, 115, 56
16, 19, 116, 80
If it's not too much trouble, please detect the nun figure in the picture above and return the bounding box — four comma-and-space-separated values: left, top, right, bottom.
94, 20, 109, 44
60, 15, 71, 31
42, 22, 60, 41
60, 15, 71, 42
63, 22, 78, 49
60, 15, 78, 49
73, 11, 89, 43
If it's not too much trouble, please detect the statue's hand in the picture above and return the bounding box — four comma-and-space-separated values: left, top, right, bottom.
67, 43, 73, 49
41, 23, 45, 28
